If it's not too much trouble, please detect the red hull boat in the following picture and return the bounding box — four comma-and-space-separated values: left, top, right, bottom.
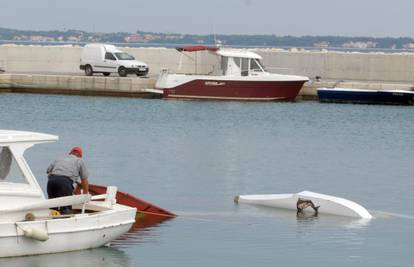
155, 46, 308, 101
162, 79, 306, 101
75, 184, 176, 219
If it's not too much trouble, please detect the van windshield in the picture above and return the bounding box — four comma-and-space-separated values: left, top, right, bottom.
114, 52, 135, 60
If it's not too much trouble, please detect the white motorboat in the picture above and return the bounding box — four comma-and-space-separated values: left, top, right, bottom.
235, 191, 373, 219
154, 45, 309, 101
0, 130, 136, 258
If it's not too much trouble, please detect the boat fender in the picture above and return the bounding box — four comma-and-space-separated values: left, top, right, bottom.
23, 228, 49, 242
50, 209, 61, 217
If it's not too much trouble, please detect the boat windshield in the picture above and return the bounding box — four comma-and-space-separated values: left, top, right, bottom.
251, 59, 265, 72
114, 52, 135, 60
0, 146, 27, 184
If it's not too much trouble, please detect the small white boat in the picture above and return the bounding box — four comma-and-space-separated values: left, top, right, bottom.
0, 130, 136, 258
235, 191, 373, 219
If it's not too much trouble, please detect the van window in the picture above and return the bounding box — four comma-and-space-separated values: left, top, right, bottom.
105, 52, 116, 60
114, 53, 135, 60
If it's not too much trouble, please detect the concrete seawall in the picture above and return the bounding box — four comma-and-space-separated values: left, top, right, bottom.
2, 73, 413, 100
0, 73, 157, 97
1, 45, 414, 99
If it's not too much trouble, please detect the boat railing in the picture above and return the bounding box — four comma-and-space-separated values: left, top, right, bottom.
161, 65, 217, 76
0, 194, 91, 216
89, 186, 117, 205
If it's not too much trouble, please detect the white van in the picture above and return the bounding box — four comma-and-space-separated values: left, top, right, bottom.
80, 44, 149, 77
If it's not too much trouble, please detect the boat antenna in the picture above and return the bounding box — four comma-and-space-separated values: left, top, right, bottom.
212, 24, 221, 48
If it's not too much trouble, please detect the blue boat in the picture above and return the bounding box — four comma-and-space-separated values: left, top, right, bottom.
317, 87, 414, 105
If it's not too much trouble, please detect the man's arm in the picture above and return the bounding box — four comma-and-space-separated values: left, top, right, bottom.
78, 159, 89, 194
81, 178, 89, 194
46, 162, 55, 175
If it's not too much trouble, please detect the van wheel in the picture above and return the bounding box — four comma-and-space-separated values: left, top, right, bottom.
103, 72, 110, 76
118, 67, 127, 77
85, 65, 93, 76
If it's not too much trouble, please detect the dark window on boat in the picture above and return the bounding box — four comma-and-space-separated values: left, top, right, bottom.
241, 58, 249, 76
0, 146, 27, 184
221, 57, 228, 75
250, 59, 262, 71
233, 57, 241, 68
105, 52, 116, 60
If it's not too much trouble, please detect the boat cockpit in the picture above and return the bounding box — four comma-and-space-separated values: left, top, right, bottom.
220, 56, 266, 77
172, 45, 268, 77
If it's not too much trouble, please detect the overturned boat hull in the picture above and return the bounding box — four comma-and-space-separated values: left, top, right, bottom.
235, 191, 373, 219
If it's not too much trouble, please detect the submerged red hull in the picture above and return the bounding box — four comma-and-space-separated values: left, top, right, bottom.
163, 79, 307, 101
75, 184, 176, 218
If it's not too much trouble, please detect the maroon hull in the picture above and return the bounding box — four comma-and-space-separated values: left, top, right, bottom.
163, 79, 307, 101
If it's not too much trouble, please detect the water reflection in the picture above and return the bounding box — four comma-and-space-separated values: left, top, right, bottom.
239, 205, 371, 229
0, 247, 131, 267
0, 214, 173, 265
241, 204, 372, 250
112, 213, 174, 247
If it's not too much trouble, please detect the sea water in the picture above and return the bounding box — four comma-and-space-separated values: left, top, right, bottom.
0, 93, 413, 266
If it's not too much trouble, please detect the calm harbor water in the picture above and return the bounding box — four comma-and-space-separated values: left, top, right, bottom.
0, 93, 413, 266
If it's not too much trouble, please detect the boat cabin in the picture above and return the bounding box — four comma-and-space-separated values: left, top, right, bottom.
0, 131, 56, 203
216, 49, 266, 77
174, 45, 267, 77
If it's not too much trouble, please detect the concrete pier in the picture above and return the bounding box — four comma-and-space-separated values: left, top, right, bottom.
1, 45, 414, 99
0, 73, 157, 98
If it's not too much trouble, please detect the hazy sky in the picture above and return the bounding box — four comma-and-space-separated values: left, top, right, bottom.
0, 0, 412, 37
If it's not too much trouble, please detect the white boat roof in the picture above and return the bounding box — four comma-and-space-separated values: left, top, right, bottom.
0, 130, 58, 145
216, 49, 263, 59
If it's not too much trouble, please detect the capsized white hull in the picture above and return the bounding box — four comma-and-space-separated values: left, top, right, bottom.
0, 204, 135, 258
235, 191, 373, 219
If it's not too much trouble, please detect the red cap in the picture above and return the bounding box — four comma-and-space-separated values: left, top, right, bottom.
70, 147, 83, 158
